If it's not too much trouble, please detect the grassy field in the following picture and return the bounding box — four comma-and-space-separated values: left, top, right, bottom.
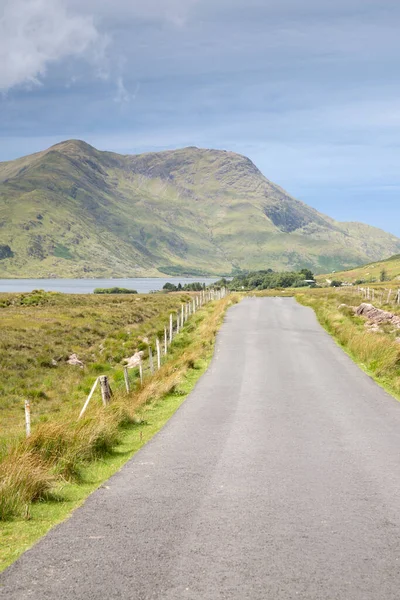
296, 287, 400, 401
0, 290, 238, 570
0, 290, 194, 442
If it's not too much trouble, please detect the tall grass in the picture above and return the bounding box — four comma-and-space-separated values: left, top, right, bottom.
0, 295, 237, 520
297, 289, 400, 396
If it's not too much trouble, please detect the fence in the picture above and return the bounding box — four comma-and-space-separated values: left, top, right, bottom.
23, 288, 228, 436
350, 286, 400, 306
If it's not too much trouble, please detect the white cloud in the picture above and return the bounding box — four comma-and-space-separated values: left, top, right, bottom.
0, 0, 106, 92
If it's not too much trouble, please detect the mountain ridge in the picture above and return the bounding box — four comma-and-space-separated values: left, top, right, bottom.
0, 139, 399, 278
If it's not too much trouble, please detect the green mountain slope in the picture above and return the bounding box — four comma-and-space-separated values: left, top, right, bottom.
317, 253, 400, 284
0, 139, 399, 277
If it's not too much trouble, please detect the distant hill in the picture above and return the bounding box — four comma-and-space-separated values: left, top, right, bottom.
318, 254, 400, 284
1, 139, 400, 278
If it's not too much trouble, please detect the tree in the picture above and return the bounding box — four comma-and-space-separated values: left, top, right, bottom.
299, 268, 314, 281
330, 280, 342, 287
380, 268, 388, 282
163, 282, 177, 291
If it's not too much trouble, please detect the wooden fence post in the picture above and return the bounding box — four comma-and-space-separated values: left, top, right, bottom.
156, 338, 161, 370
123, 366, 130, 393
169, 314, 173, 343
78, 377, 99, 420
149, 346, 154, 375
181, 304, 184, 325
164, 327, 168, 355
139, 361, 143, 386
176, 312, 180, 334
24, 400, 31, 437
99, 376, 112, 406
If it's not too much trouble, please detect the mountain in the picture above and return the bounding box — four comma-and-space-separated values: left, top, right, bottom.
0, 139, 399, 278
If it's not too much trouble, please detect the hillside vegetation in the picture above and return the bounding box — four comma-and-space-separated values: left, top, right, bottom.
318, 254, 400, 285
1, 139, 400, 277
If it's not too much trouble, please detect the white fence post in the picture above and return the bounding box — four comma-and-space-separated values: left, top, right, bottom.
169, 314, 173, 343
149, 346, 154, 375
164, 327, 168, 355
139, 361, 143, 385
24, 400, 31, 437
78, 378, 99, 420
156, 338, 161, 370
123, 366, 130, 393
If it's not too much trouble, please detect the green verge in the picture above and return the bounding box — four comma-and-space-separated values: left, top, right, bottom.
0, 296, 238, 572
296, 288, 400, 403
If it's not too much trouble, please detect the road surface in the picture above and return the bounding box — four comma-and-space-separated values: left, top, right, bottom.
1, 297, 400, 599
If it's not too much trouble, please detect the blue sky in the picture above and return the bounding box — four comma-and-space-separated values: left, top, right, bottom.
1, 0, 399, 234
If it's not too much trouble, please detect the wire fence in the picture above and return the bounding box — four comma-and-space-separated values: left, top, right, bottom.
23, 288, 229, 437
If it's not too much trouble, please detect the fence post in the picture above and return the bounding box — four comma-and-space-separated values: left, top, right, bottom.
164, 327, 168, 355
123, 366, 130, 393
24, 400, 31, 437
99, 376, 112, 406
181, 304, 184, 325
185, 303, 188, 321
193, 298, 196, 314
78, 378, 99, 420
156, 338, 161, 370
176, 312, 180, 334
139, 360, 143, 386
149, 346, 154, 375
169, 314, 173, 343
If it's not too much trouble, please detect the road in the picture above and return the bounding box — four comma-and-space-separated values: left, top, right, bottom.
2, 297, 400, 599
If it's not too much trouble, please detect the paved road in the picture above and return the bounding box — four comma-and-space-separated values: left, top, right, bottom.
2, 297, 400, 599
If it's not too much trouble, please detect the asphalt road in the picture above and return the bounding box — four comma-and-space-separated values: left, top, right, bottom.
2, 297, 400, 599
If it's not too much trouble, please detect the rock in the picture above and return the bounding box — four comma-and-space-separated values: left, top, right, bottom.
67, 353, 84, 367
356, 303, 400, 329
338, 304, 348, 309
124, 351, 144, 369
51, 359, 58, 367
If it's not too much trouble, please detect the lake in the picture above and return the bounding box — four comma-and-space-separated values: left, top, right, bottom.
0, 277, 219, 294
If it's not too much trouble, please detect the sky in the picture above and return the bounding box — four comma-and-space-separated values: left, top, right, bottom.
1, 0, 399, 234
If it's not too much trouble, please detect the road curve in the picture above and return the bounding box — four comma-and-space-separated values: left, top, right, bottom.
2, 297, 400, 599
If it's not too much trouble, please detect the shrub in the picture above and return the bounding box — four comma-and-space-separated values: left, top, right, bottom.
93, 288, 137, 294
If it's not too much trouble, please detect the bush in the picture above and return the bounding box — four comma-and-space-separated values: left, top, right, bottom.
94, 288, 137, 294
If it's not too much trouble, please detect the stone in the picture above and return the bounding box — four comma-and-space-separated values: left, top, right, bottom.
67, 353, 84, 367
124, 351, 144, 369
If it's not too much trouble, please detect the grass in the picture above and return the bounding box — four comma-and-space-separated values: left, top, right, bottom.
0, 292, 238, 571
317, 253, 400, 284
0, 290, 195, 441
296, 288, 400, 401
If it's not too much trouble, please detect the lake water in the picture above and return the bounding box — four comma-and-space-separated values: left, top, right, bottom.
0, 277, 219, 294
